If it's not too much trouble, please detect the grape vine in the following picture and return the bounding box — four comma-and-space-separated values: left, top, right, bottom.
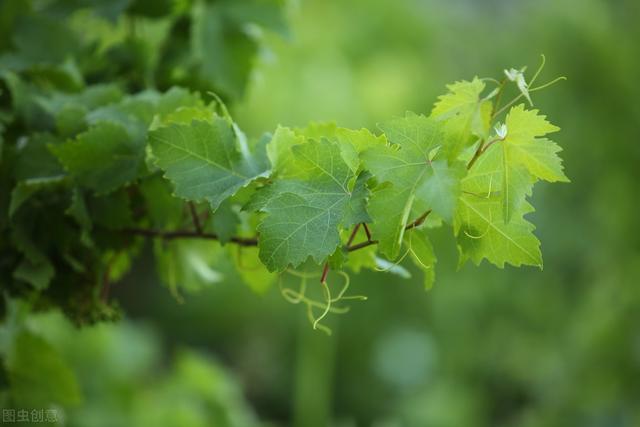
0, 0, 568, 332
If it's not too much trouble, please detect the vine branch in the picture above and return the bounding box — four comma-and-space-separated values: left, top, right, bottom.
123, 210, 433, 254
466, 136, 505, 170
122, 228, 259, 246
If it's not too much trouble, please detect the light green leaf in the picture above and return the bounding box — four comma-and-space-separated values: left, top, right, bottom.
431, 78, 492, 157
267, 125, 305, 176
149, 117, 270, 210
333, 127, 386, 173
502, 105, 567, 183
509, 138, 569, 183
455, 193, 542, 269
363, 113, 462, 258
505, 104, 559, 143
474, 105, 566, 223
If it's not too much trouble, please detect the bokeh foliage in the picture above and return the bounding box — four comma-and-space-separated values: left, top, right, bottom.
1, 0, 639, 426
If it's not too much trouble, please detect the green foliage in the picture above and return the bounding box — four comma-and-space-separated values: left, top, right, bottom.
149, 115, 270, 210
0, 301, 260, 426
0, 0, 568, 338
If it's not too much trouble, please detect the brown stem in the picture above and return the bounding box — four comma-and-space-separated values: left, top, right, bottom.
405, 210, 432, 230
346, 224, 361, 247
467, 140, 486, 170
123, 228, 258, 246
346, 239, 379, 252
188, 202, 203, 234
345, 211, 431, 252
362, 223, 372, 241
320, 263, 330, 284
466, 137, 504, 170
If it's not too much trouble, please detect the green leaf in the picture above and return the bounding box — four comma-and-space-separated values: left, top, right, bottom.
209, 199, 240, 245
222, 0, 289, 36
11, 14, 81, 65
294, 123, 384, 173
149, 116, 270, 210
455, 194, 542, 269
191, 1, 258, 99
333, 127, 386, 173
154, 239, 223, 297
266, 125, 305, 176
13, 133, 64, 181
138, 174, 184, 229
503, 105, 568, 182
10, 223, 56, 290
65, 188, 92, 231
255, 139, 365, 272
471, 105, 566, 223
509, 138, 569, 183
89, 189, 133, 230
431, 78, 492, 157
51, 122, 144, 193
505, 104, 559, 142
9, 176, 66, 217
13, 258, 54, 291
232, 246, 277, 294
6, 331, 82, 406
363, 113, 463, 258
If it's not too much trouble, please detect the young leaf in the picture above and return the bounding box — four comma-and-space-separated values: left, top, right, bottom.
455, 194, 542, 269
364, 113, 463, 258
266, 125, 305, 175
430, 78, 492, 157
503, 105, 568, 182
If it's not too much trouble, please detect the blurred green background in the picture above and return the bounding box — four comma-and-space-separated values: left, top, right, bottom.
8, 0, 640, 426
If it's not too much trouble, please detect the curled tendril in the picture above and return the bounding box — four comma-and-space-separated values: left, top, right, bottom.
492, 55, 566, 119
313, 279, 333, 331
480, 77, 502, 86
285, 269, 321, 279
464, 228, 490, 239
374, 239, 412, 273
463, 193, 494, 239
206, 91, 232, 120
279, 269, 366, 335
529, 54, 546, 86
529, 76, 567, 93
